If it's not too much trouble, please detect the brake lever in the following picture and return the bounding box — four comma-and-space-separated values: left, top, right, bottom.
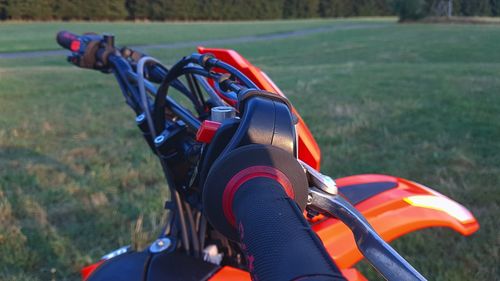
299, 160, 338, 195
307, 187, 427, 281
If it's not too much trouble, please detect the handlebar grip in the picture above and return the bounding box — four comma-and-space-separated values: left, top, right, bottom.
56, 31, 79, 51
232, 177, 346, 281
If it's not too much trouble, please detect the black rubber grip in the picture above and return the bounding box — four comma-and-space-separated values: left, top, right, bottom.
232, 177, 346, 281
56, 31, 79, 50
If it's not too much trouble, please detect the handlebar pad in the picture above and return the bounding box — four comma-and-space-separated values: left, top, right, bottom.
233, 177, 346, 281
56, 31, 79, 50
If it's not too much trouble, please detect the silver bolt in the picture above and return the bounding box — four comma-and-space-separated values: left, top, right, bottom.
149, 237, 171, 253
154, 135, 165, 144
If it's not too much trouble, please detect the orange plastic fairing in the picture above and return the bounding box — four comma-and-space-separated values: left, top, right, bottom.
81, 260, 104, 280
197, 47, 322, 171
312, 174, 479, 269
209, 266, 249, 281
340, 268, 368, 281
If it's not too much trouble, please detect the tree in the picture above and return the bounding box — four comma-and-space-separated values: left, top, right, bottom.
283, 0, 319, 18
300, 0, 320, 18
164, 0, 200, 20
392, 0, 426, 21
318, 0, 355, 17
5, 0, 53, 20
460, 0, 491, 16
255, 0, 285, 19
105, 0, 128, 20
491, 0, 500, 16
53, 0, 79, 20
0, 0, 498, 21
354, 0, 386, 16
0, 0, 7, 19
126, 0, 150, 19
75, 0, 126, 20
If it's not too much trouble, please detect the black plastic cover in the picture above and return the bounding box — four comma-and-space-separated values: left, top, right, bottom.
87, 250, 219, 281
147, 251, 219, 281
339, 181, 397, 205
87, 251, 149, 281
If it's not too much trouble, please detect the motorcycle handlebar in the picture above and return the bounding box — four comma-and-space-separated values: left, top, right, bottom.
56, 31, 79, 51
56, 31, 113, 70
55, 31, 346, 280
232, 177, 345, 281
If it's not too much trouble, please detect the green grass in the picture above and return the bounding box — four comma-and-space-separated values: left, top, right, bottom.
1, 20, 499, 280
0, 18, 392, 53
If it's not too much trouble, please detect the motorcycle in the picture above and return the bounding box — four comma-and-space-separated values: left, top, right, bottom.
56, 31, 479, 281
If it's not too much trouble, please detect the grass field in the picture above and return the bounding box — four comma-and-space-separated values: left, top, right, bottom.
0, 18, 391, 53
0, 19, 499, 280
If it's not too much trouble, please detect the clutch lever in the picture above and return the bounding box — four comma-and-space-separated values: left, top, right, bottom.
307, 187, 427, 281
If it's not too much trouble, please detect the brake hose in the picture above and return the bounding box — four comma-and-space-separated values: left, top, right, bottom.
154, 56, 195, 133
138, 56, 201, 257
136, 56, 162, 138
153, 53, 263, 134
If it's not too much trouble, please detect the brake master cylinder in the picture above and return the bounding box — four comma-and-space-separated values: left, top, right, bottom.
211, 106, 236, 122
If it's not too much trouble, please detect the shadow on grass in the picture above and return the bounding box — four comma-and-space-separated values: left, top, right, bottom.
0, 146, 133, 279
0, 146, 83, 180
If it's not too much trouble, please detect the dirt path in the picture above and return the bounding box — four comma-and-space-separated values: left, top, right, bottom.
0, 23, 388, 59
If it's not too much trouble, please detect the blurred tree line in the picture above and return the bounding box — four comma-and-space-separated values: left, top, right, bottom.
393, 0, 500, 20
0, 0, 498, 21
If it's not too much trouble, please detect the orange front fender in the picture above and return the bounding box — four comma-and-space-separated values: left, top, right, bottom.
311, 174, 479, 269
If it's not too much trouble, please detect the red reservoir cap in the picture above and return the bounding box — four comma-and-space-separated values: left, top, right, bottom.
196, 120, 221, 143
